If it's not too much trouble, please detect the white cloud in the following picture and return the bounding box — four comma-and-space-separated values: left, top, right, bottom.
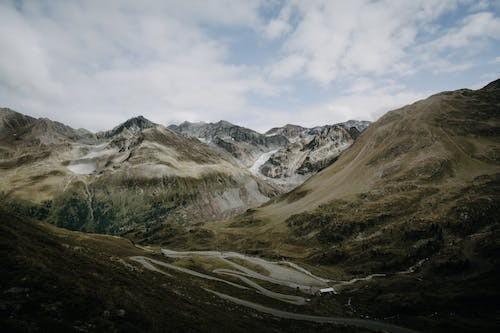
268, 55, 306, 79
322, 88, 426, 122
0, 4, 61, 99
264, 18, 291, 39
267, 0, 499, 84
262, 1, 293, 40
343, 78, 376, 94
428, 12, 500, 50
0, 0, 497, 132
245, 84, 426, 132
0, 0, 270, 131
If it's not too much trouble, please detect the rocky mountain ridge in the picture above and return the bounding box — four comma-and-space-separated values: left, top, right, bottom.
259, 123, 362, 188
0, 107, 369, 233
168, 120, 289, 167
169, 119, 371, 190
0, 112, 279, 232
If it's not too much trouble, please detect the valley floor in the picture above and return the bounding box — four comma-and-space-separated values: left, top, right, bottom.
131, 248, 418, 333
2, 208, 499, 333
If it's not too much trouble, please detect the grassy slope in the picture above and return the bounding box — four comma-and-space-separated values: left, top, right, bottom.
154, 81, 500, 332
202, 81, 500, 253
2, 209, 368, 333
260, 85, 498, 222
0, 117, 278, 233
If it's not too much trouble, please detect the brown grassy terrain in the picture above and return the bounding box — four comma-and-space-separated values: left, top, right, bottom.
0, 111, 279, 232
1, 209, 375, 333
2, 80, 499, 332
140, 80, 500, 332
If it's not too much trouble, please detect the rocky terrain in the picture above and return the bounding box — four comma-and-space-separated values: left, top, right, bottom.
0, 111, 279, 233
2, 79, 499, 333
170, 120, 370, 191
259, 122, 368, 190
168, 120, 288, 167
0, 108, 367, 234
2, 208, 369, 333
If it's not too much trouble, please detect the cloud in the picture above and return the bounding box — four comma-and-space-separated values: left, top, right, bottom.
428, 12, 500, 50
267, 0, 499, 84
264, 19, 291, 40
243, 83, 426, 133
0, 0, 270, 131
321, 87, 426, 122
268, 55, 306, 79
0, 0, 497, 132
0, 4, 61, 99
343, 78, 376, 94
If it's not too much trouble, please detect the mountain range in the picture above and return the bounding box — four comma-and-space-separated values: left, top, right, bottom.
0, 108, 367, 233
1, 79, 499, 333
169, 120, 369, 190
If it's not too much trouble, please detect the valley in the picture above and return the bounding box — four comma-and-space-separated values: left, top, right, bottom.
2, 2, 500, 332
131, 248, 419, 333
1, 79, 499, 333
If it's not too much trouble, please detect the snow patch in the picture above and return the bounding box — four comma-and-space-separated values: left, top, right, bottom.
67, 142, 112, 175
67, 161, 96, 175
249, 149, 279, 176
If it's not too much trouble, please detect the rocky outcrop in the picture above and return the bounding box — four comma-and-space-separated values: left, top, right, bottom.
169, 120, 288, 166
171, 120, 370, 190
265, 124, 307, 139
97, 115, 156, 139
0, 108, 96, 146
0, 113, 279, 232
259, 124, 363, 184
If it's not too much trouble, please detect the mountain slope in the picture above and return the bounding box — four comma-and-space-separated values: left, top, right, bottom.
0, 108, 96, 146
2, 209, 350, 333
260, 124, 356, 181
254, 81, 500, 225
0, 113, 278, 233
175, 79, 500, 332
97, 115, 156, 138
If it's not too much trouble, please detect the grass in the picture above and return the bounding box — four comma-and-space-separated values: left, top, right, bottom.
2, 209, 371, 333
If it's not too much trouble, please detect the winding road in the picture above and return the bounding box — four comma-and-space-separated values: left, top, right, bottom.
129, 248, 421, 333
205, 288, 419, 333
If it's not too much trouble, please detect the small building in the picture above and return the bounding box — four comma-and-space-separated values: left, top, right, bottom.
318, 287, 336, 295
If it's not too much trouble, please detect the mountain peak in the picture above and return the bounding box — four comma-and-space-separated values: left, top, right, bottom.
284, 124, 305, 129
481, 78, 500, 91
0, 108, 37, 137
122, 115, 153, 127
99, 115, 156, 138
265, 124, 306, 138
339, 120, 371, 132
215, 120, 235, 127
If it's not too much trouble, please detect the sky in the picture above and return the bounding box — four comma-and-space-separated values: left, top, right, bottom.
1, 0, 499, 133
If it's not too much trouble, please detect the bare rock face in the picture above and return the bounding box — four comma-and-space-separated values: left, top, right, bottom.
0, 112, 279, 232
265, 124, 307, 139
1, 106, 369, 232
97, 115, 156, 139
170, 120, 370, 191
259, 124, 362, 181
169, 120, 288, 166
0, 108, 96, 146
